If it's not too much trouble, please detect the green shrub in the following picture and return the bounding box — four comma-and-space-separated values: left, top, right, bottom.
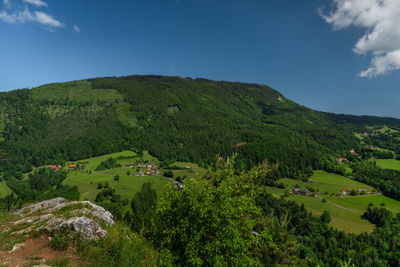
46, 257, 73, 267
49, 231, 70, 250
77, 223, 156, 267
152, 177, 259, 266
163, 170, 173, 178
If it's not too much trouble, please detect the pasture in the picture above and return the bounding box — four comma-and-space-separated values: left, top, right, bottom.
63, 150, 168, 202
63, 171, 168, 202
32, 81, 122, 103
374, 159, 400, 171
266, 170, 400, 233
171, 162, 209, 179
0, 181, 11, 197
279, 170, 374, 195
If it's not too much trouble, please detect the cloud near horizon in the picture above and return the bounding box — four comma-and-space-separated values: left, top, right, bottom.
320, 0, 400, 78
0, 0, 64, 28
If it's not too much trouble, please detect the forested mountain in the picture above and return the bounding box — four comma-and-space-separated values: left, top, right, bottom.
3, 75, 400, 266
0, 75, 398, 178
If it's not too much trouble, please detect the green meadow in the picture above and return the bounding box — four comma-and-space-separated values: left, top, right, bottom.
374, 159, 400, 171
32, 81, 122, 103
279, 170, 374, 195
63, 150, 168, 202
69, 150, 138, 171
266, 170, 400, 233
0, 181, 12, 197
171, 162, 209, 179
63, 171, 168, 202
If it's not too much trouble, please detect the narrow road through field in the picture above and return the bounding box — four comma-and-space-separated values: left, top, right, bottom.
325, 200, 363, 214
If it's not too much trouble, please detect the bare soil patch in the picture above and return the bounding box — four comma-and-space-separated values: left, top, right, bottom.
0, 234, 81, 267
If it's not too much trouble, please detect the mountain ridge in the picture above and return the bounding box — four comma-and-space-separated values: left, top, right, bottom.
0, 75, 398, 179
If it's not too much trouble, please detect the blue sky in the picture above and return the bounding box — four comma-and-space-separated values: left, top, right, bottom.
1, 0, 400, 117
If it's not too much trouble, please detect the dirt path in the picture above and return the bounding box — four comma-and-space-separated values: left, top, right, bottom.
339, 193, 381, 198
325, 200, 363, 214
0, 234, 81, 267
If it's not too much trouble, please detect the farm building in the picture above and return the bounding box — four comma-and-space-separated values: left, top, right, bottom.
49, 165, 61, 171
292, 188, 311, 196
349, 149, 357, 155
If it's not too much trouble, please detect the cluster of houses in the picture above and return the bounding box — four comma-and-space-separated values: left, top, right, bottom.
292, 187, 368, 197
49, 164, 78, 171
336, 149, 358, 162
127, 163, 161, 176
339, 189, 367, 196
49, 165, 62, 171
292, 188, 312, 196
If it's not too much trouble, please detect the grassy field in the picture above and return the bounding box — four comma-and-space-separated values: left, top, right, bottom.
63, 150, 168, 202
64, 171, 168, 202
32, 81, 122, 103
69, 150, 137, 171
374, 125, 398, 134
279, 170, 374, 195
0, 181, 12, 198
266, 170, 400, 233
171, 162, 209, 179
374, 159, 400, 171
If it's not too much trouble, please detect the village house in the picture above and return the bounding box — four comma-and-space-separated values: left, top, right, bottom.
336, 158, 348, 163
292, 188, 311, 196
339, 190, 347, 196
133, 163, 160, 176
69, 164, 77, 169
49, 165, 62, 171
349, 149, 357, 155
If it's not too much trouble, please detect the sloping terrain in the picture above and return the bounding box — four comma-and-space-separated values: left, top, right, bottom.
1, 75, 398, 180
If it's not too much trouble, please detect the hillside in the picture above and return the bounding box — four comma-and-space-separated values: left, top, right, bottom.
1, 75, 398, 179
2, 78, 400, 265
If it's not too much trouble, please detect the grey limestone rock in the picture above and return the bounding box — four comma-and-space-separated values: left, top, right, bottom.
12, 198, 114, 240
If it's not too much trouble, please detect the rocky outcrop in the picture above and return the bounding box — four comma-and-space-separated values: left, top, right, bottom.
10, 198, 114, 240
14, 197, 66, 216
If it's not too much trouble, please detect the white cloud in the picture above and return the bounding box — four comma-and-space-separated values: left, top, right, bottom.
23, 0, 47, 7
0, 7, 63, 27
73, 24, 80, 33
320, 0, 400, 77
34, 11, 62, 27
